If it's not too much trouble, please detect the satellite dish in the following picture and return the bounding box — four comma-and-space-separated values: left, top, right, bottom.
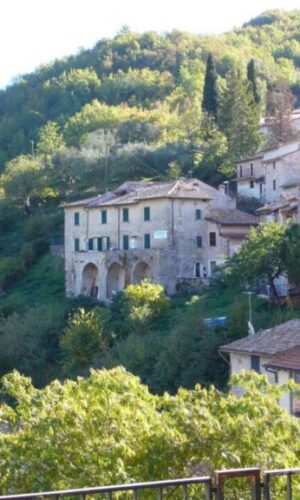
248, 321, 255, 336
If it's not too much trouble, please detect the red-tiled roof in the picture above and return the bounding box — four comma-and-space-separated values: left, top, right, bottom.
264, 345, 300, 371
220, 319, 300, 356
206, 209, 258, 225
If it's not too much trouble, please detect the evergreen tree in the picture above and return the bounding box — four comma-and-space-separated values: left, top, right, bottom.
247, 59, 260, 104
202, 53, 218, 120
219, 67, 261, 169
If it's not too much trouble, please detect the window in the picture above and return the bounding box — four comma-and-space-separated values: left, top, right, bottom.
273, 179, 276, 190
273, 161, 276, 170
239, 165, 243, 177
250, 180, 254, 189
88, 238, 94, 251
98, 236, 110, 251
260, 183, 263, 196
195, 262, 201, 278
196, 236, 202, 248
144, 206, 150, 221
196, 208, 202, 220
123, 208, 129, 222
250, 163, 253, 176
74, 212, 80, 226
210, 261, 217, 274
123, 235, 129, 250
251, 355, 260, 373
101, 210, 107, 224
74, 238, 80, 252
209, 232, 216, 246
144, 233, 150, 249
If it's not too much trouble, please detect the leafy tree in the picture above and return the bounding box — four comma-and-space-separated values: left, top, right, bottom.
229, 221, 287, 305
36, 121, 65, 161
219, 67, 261, 169
281, 223, 300, 292
0, 369, 299, 494
0, 306, 63, 386
60, 307, 112, 376
202, 53, 218, 119
0, 155, 57, 213
266, 80, 298, 146
247, 59, 260, 104
120, 280, 170, 332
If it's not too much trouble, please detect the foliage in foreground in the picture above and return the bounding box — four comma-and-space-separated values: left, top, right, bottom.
0, 368, 299, 495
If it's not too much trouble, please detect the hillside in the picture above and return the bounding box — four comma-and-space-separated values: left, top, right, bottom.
0, 9, 300, 388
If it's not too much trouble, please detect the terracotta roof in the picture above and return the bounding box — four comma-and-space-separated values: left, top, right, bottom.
220, 319, 300, 356
264, 345, 300, 371
257, 197, 298, 214
63, 178, 228, 209
206, 209, 258, 226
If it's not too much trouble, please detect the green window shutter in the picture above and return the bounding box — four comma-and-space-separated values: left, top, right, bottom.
123, 208, 129, 222
196, 236, 202, 248
107, 236, 110, 250
123, 235, 129, 250
97, 237, 103, 251
144, 206, 150, 221
101, 210, 107, 224
74, 212, 80, 226
74, 238, 80, 251
88, 238, 94, 251
196, 209, 202, 220
144, 233, 150, 249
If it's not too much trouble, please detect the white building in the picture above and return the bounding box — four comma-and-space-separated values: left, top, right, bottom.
236, 139, 300, 204
220, 319, 300, 416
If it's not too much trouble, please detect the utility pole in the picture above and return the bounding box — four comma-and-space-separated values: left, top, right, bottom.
29, 140, 35, 158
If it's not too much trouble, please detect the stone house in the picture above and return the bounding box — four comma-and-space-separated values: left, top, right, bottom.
220, 319, 300, 416
63, 178, 258, 301
235, 139, 300, 204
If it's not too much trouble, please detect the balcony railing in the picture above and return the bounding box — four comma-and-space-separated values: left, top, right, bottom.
1, 467, 300, 500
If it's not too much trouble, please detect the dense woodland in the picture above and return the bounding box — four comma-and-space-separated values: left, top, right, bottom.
1, 10, 300, 389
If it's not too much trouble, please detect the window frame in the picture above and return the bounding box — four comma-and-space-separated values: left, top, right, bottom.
144, 206, 150, 221
74, 212, 80, 226
123, 235, 129, 250
209, 232, 217, 247
196, 208, 202, 220
196, 236, 202, 248
144, 233, 151, 249
101, 210, 107, 224
123, 208, 129, 222
74, 238, 80, 252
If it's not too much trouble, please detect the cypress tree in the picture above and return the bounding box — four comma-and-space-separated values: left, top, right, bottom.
202, 53, 218, 120
247, 59, 260, 104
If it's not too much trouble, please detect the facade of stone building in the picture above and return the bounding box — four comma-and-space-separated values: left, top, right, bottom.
63, 178, 258, 301
236, 139, 300, 204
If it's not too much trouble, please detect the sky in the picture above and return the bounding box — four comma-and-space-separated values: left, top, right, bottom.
1, 0, 300, 89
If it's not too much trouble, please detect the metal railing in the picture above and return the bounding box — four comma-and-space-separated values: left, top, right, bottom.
1, 467, 300, 499
0, 477, 213, 500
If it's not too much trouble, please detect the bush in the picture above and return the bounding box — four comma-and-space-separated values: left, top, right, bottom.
60, 307, 112, 376
120, 280, 170, 332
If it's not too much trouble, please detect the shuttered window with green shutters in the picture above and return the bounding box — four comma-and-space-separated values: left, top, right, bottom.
144, 233, 150, 249
101, 210, 107, 224
123, 208, 129, 222
74, 212, 80, 226
144, 206, 150, 221
195, 209, 202, 220
123, 235, 129, 250
88, 238, 94, 251
97, 237, 103, 251
74, 238, 80, 252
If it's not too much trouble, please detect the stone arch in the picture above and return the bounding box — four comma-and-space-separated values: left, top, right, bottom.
107, 262, 126, 298
132, 261, 151, 284
81, 263, 99, 298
